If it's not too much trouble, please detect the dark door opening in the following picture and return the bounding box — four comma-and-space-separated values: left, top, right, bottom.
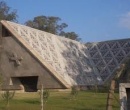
18, 76, 38, 92
126, 88, 130, 109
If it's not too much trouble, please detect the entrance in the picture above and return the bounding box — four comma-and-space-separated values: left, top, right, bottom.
18, 76, 38, 92
127, 88, 130, 109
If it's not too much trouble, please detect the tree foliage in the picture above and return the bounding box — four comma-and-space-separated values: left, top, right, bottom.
0, 1, 17, 35
119, 59, 130, 83
70, 86, 79, 100
0, 1, 17, 21
60, 31, 81, 41
39, 88, 50, 104
25, 16, 67, 34
43, 89, 50, 103
25, 15, 81, 41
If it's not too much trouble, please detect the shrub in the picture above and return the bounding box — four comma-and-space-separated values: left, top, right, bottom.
70, 86, 79, 100
1, 90, 15, 108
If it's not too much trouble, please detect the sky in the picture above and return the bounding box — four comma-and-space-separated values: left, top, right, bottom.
3, 0, 130, 43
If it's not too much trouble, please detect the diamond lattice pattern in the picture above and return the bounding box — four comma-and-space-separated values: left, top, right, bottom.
6, 21, 130, 85
87, 40, 130, 81
7, 21, 97, 86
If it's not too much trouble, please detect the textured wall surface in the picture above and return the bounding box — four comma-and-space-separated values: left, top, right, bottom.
0, 37, 64, 89
5, 21, 97, 86
86, 39, 130, 82
119, 83, 130, 110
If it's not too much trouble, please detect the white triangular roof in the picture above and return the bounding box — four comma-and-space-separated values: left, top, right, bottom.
3, 21, 130, 87
1, 20, 97, 87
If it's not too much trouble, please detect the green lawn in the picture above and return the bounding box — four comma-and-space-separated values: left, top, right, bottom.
0, 91, 120, 110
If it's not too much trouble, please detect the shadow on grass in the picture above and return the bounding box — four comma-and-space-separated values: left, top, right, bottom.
63, 106, 106, 110
20, 99, 39, 104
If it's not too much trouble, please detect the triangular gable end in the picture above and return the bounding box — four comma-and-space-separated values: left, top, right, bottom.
1, 20, 70, 89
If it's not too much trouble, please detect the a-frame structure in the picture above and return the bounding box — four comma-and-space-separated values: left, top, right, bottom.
1, 20, 130, 92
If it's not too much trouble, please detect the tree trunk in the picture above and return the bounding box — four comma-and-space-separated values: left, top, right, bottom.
7, 100, 9, 110
41, 84, 43, 110
106, 80, 116, 110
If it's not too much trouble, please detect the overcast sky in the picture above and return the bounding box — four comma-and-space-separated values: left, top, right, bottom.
4, 0, 130, 42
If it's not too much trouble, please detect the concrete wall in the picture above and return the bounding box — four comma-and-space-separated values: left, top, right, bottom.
119, 83, 130, 110
0, 36, 65, 91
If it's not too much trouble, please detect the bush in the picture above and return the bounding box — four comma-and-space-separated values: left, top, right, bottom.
1, 90, 15, 108
70, 86, 79, 100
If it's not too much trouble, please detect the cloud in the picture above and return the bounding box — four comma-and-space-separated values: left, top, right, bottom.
119, 12, 130, 29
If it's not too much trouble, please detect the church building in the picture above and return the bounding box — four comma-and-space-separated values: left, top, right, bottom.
1, 20, 130, 92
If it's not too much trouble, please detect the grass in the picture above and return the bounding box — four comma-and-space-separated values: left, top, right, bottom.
0, 91, 120, 110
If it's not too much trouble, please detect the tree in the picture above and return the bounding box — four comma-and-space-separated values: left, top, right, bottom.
106, 64, 125, 110
40, 84, 44, 110
39, 84, 50, 110
1, 90, 15, 109
0, 1, 18, 35
25, 16, 68, 35
121, 59, 130, 82
60, 31, 81, 41
25, 15, 81, 41
70, 86, 79, 100
0, 73, 2, 90
0, 1, 17, 21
